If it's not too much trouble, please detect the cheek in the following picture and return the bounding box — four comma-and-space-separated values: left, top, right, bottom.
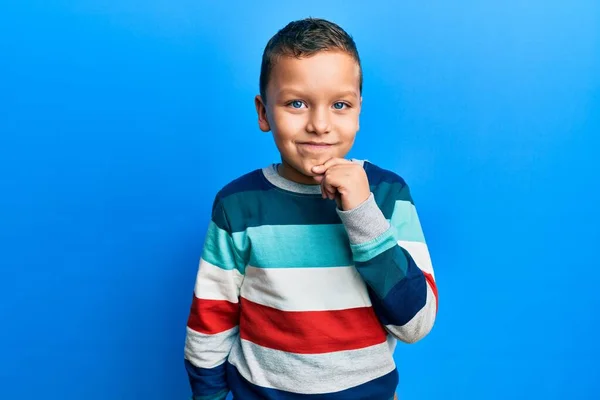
334, 114, 359, 138
272, 111, 306, 141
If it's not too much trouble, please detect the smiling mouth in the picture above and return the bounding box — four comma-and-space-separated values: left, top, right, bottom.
297, 142, 335, 153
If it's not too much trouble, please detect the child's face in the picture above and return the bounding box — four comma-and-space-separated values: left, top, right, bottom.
256, 51, 362, 183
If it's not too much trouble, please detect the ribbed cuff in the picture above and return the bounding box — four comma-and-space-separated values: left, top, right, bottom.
336, 193, 391, 245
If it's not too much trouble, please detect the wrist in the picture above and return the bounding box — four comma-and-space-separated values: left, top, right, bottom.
341, 192, 369, 211
336, 193, 391, 245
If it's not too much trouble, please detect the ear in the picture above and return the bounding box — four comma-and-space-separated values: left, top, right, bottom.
255, 95, 271, 132
357, 96, 363, 131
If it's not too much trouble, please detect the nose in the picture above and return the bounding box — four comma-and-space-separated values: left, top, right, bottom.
306, 107, 331, 135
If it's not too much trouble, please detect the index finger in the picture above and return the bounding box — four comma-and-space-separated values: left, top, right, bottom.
311, 158, 352, 173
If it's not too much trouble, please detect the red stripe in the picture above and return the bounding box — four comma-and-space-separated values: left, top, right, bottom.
187, 296, 239, 334
239, 297, 387, 354
423, 271, 438, 313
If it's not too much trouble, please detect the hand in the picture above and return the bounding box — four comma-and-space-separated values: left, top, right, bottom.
311, 158, 371, 211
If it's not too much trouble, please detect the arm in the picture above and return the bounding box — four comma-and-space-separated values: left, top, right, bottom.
184, 196, 245, 399
337, 185, 438, 344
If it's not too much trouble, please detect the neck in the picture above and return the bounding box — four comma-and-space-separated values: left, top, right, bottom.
277, 160, 320, 185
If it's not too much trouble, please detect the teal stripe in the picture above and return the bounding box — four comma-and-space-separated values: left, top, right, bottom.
202, 221, 246, 273
192, 389, 229, 400
390, 200, 425, 243
205, 200, 423, 271
350, 229, 397, 263
355, 245, 409, 298
371, 180, 412, 218
237, 224, 353, 268
222, 189, 342, 232
220, 180, 410, 232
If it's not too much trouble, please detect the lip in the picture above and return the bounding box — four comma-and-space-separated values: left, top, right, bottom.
297, 142, 335, 153
298, 141, 334, 146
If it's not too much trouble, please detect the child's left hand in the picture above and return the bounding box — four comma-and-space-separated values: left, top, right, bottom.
311, 158, 371, 211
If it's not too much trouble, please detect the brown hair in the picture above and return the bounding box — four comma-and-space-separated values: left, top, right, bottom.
259, 18, 362, 103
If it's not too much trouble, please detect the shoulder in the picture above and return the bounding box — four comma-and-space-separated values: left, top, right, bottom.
362, 160, 408, 188
210, 166, 274, 232
361, 160, 414, 208
214, 167, 271, 203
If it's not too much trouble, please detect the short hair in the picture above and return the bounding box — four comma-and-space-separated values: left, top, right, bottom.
259, 18, 362, 103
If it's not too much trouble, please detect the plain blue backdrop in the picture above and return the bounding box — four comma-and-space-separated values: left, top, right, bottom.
1, 1, 599, 399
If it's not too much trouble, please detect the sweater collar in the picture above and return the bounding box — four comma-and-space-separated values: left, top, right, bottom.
261, 159, 365, 195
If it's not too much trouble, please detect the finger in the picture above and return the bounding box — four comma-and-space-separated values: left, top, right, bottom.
318, 172, 331, 199
321, 171, 340, 200
327, 186, 336, 200
313, 174, 328, 198
322, 180, 335, 199
319, 175, 328, 199
318, 165, 351, 200
322, 182, 335, 200
311, 158, 352, 174
323, 169, 342, 203
314, 158, 352, 173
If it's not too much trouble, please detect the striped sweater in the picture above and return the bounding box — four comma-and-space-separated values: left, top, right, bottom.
184, 160, 438, 400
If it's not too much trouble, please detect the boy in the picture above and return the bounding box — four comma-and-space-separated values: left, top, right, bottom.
184, 18, 438, 400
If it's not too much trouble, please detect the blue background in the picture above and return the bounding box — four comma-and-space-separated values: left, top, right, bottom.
1, 1, 599, 399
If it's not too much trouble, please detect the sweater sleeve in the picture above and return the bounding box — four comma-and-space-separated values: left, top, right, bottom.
337, 184, 438, 344
184, 196, 245, 399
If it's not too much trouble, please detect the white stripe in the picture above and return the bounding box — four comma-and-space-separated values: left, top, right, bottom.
386, 282, 437, 344
386, 333, 398, 354
398, 240, 435, 277
240, 265, 372, 311
228, 339, 396, 394
184, 326, 239, 369
194, 258, 243, 302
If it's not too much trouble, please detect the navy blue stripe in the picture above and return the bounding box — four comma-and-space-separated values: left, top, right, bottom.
354, 244, 409, 298
210, 197, 231, 234
212, 169, 273, 231
371, 182, 412, 219
218, 169, 273, 198
360, 246, 427, 326
364, 161, 407, 186
227, 362, 398, 400
211, 162, 413, 232
220, 185, 409, 232
185, 360, 229, 397
223, 191, 341, 231
216, 162, 408, 199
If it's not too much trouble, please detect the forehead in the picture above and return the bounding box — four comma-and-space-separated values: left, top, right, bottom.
268, 51, 361, 96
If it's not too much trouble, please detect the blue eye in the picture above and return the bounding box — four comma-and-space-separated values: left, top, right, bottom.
333, 102, 347, 110
290, 100, 304, 109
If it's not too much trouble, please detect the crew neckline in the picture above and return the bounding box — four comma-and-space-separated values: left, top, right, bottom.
261, 159, 366, 195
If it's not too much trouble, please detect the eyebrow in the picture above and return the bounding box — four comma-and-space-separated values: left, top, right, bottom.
277, 88, 359, 98
333, 90, 360, 98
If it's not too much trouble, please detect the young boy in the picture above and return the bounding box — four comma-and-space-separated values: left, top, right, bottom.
184, 18, 438, 400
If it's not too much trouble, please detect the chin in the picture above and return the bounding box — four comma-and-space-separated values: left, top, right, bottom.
284, 155, 332, 179
298, 160, 323, 176
280, 159, 316, 182
291, 163, 314, 178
